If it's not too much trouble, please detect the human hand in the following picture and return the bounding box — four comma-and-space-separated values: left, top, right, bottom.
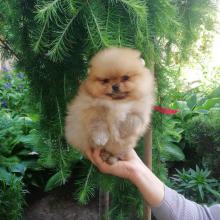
86, 148, 165, 206
85, 148, 146, 182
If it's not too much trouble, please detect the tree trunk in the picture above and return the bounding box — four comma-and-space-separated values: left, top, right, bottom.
143, 127, 152, 220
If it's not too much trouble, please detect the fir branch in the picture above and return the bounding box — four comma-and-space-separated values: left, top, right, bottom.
46, 3, 84, 61
33, 18, 49, 53
75, 164, 96, 205
118, 0, 147, 21
46, 15, 76, 61
35, 0, 62, 23
87, 2, 109, 48
33, 0, 64, 53
85, 18, 96, 48
104, 4, 134, 47
84, 1, 110, 49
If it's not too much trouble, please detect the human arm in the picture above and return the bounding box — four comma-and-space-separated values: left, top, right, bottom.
86, 148, 220, 220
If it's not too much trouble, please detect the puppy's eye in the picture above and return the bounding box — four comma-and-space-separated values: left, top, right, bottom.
122, 75, 129, 81
102, 79, 109, 84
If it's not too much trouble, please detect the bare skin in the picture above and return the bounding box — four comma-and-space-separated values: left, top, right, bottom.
85, 148, 164, 207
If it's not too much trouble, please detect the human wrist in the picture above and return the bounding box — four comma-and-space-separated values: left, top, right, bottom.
127, 160, 147, 185
128, 161, 165, 207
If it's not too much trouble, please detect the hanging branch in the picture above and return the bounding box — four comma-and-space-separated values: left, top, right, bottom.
0, 38, 19, 60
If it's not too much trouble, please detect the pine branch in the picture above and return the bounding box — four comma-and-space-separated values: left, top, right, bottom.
75, 164, 96, 205
36, 0, 62, 23
33, 0, 64, 52
84, 1, 110, 49
33, 18, 49, 53
118, 0, 147, 21
104, 4, 134, 47
46, 11, 80, 61
87, 3, 107, 47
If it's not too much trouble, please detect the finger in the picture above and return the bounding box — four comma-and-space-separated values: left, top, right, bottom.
93, 148, 105, 165
92, 149, 112, 173
85, 148, 96, 165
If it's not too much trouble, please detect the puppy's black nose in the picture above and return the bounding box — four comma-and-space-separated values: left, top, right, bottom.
112, 84, 120, 92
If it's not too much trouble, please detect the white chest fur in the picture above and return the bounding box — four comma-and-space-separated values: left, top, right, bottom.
92, 98, 134, 122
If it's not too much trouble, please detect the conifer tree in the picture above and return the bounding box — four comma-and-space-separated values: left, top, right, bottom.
0, 0, 217, 218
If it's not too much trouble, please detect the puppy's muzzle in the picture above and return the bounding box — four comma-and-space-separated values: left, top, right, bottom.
112, 84, 120, 93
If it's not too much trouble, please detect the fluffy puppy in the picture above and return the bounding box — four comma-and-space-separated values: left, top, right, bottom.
65, 47, 154, 164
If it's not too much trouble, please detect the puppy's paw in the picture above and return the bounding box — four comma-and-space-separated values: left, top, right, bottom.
92, 131, 109, 146
100, 150, 118, 165
90, 121, 109, 147
119, 114, 142, 138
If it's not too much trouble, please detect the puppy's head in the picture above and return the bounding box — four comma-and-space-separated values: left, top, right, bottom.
83, 47, 154, 100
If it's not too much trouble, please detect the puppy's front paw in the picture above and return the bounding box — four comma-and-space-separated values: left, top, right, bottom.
90, 121, 109, 147
92, 131, 109, 146
119, 114, 142, 138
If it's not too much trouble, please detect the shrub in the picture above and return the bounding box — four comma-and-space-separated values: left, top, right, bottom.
0, 68, 44, 218
184, 111, 220, 178
171, 166, 220, 204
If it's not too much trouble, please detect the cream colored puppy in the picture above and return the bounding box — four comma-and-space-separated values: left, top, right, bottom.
65, 47, 154, 164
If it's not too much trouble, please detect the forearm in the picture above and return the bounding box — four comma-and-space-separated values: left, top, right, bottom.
129, 162, 164, 207
129, 163, 220, 220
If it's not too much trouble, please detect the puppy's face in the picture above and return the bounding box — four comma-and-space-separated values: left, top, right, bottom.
83, 48, 153, 101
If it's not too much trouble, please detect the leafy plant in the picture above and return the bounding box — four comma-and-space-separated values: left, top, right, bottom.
0, 68, 30, 113
172, 86, 220, 122
152, 112, 185, 183
171, 166, 220, 204
0, 176, 27, 220
0, 69, 43, 187
168, 86, 219, 171
0, 69, 46, 218
184, 110, 220, 178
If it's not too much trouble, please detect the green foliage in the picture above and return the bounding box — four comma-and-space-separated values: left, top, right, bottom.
0, 69, 43, 218
0, 177, 26, 220
0, 69, 29, 112
171, 166, 220, 204
0, 0, 218, 218
184, 110, 220, 178
152, 112, 185, 183
0, 70, 42, 187
165, 86, 220, 201
74, 164, 96, 205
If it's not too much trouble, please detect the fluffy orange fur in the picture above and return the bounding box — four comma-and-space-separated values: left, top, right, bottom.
65, 47, 154, 164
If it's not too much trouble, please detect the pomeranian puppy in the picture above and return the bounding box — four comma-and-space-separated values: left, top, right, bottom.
65, 47, 154, 164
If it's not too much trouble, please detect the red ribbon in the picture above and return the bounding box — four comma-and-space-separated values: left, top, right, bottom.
154, 105, 179, 115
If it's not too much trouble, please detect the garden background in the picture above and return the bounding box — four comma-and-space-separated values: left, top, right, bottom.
0, 0, 220, 219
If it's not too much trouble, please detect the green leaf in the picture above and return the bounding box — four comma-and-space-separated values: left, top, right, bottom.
45, 170, 71, 191
205, 185, 220, 199
198, 184, 204, 200
208, 86, 220, 99
196, 98, 220, 110
162, 143, 185, 161
0, 156, 20, 169
9, 163, 27, 175
187, 94, 197, 110
0, 167, 12, 184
